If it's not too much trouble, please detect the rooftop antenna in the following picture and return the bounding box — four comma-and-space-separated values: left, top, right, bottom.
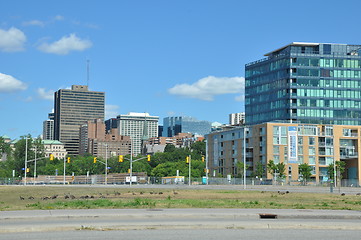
86, 59, 90, 87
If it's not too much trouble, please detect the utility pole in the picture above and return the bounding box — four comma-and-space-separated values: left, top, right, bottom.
24, 137, 28, 186
205, 139, 209, 185
188, 155, 191, 186
130, 140, 133, 186
243, 127, 247, 189
63, 157, 66, 185
105, 144, 108, 185
33, 146, 37, 185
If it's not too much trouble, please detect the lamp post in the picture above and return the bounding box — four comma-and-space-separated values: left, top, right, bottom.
63, 157, 66, 185
188, 155, 191, 186
33, 146, 37, 185
24, 137, 28, 186
205, 139, 208, 185
243, 127, 247, 189
130, 141, 133, 186
105, 144, 108, 185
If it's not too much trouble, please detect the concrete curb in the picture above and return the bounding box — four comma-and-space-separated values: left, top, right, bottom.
1, 208, 361, 220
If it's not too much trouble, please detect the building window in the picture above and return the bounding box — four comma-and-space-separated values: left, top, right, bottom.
309, 156, 316, 165
273, 146, 279, 154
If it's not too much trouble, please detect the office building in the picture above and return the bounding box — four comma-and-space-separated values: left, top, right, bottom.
42, 140, 68, 159
229, 112, 245, 125
79, 119, 131, 158
117, 112, 159, 155
163, 116, 212, 137
245, 42, 361, 126
54, 85, 105, 155
43, 113, 54, 140
206, 123, 361, 185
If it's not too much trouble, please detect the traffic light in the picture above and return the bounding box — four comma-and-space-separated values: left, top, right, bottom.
202, 156, 205, 162
186, 156, 189, 164
26, 168, 30, 173
147, 155, 151, 162
93, 157, 97, 163
50, 154, 54, 161
67, 157, 71, 163
118, 155, 123, 162
128, 169, 131, 173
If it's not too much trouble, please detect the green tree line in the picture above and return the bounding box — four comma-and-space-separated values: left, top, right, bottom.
0, 136, 207, 178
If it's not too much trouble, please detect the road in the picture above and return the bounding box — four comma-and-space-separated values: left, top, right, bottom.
1, 208, 361, 239
1, 229, 361, 240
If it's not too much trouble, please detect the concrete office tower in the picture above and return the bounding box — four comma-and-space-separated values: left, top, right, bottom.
163, 116, 212, 137
54, 85, 105, 155
245, 42, 361, 126
43, 113, 55, 140
117, 112, 159, 155
79, 119, 131, 158
229, 112, 245, 125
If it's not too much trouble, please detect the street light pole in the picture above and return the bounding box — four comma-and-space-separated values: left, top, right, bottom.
243, 127, 247, 189
105, 144, 108, 185
130, 140, 133, 186
205, 139, 208, 185
33, 146, 37, 185
63, 157, 66, 185
188, 155, 191, 186
24, 137, 28, 186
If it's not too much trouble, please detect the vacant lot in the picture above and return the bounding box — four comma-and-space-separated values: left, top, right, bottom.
1, 185, 361, 211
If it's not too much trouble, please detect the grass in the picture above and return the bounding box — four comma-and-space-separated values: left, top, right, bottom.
1, 186, 361, 211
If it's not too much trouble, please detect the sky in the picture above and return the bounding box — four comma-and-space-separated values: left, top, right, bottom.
1, 0, 361, 139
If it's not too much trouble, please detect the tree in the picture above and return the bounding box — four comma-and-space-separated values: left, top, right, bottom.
252, 162, 264, 179
327, 161, 346, 186
236, 161, 249, 179
277, 162, 286, 180
0, 136, 11, 160
267, 160, 286, 183
164, 144, 176, 153
298, 163, 312, 185
266, 160, 277, 178
190, 140, 206, 156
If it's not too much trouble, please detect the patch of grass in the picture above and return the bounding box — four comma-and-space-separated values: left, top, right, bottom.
3, 186, 361, 211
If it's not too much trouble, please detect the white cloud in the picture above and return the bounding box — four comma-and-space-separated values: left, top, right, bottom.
168, 76, 245, 101
37, 33, 92, 55
0, 27, 26, 52
22, 20, 45, 27
105, 104, 120, 119
0, 73, 27, 93
234, 94, 244, 102
54, 15, 64, 21
37, 88, 54, 100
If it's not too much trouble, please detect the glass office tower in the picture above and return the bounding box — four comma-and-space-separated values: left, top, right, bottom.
245, 42, 361, 125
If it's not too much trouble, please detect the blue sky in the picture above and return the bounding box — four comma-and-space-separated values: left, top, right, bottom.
1, 0, 361, 139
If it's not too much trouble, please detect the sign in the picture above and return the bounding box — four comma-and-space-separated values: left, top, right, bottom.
288, 126, 298, 163
126, 176, 137, 183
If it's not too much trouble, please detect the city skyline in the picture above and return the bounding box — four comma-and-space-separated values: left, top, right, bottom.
1, 0, 361, 139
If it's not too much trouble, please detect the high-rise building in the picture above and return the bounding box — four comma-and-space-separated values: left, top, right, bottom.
245, 42, 361, 126
117, 112, 159, 155
163, 116, 212, 137
229, 112, 245, 125
206, 123, 361, 185
54, 85, 105, 155
43, 113, 55, 140
79, 119, 131, 158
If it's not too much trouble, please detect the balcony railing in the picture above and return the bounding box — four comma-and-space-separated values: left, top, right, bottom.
340, 153, 358, 159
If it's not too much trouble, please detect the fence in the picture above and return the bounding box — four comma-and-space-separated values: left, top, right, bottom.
0, 176, 359, 187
